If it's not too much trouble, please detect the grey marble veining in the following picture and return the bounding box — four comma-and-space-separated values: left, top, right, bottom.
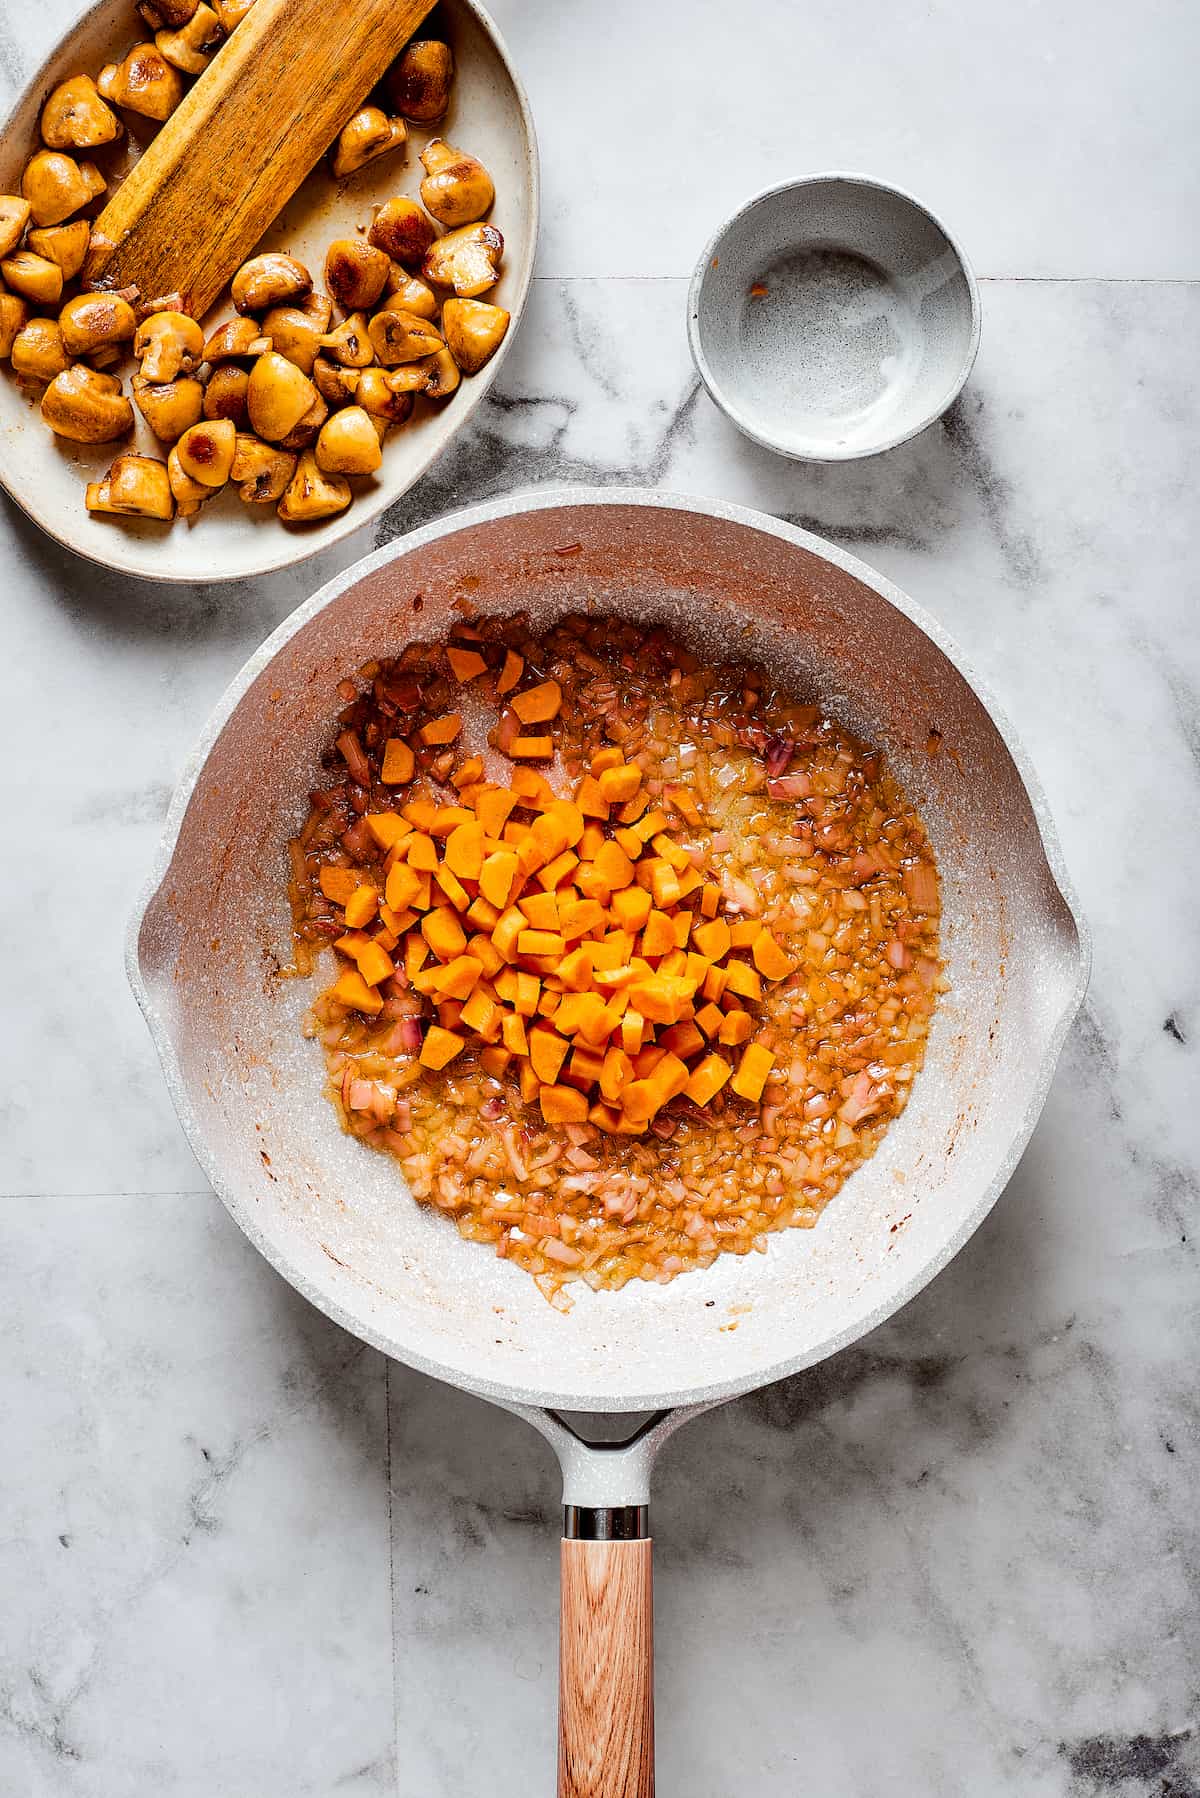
2, 2, 1199, 1794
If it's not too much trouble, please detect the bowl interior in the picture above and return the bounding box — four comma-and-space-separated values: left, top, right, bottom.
0, 0, 536, 582
692, 177, 978, 461
133, 495, 1082, 1411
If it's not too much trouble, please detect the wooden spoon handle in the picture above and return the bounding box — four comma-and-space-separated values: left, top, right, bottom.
559, 1537, 654, 1798
85, 0, 437, 318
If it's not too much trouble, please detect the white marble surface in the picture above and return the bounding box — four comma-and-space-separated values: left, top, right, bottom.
2, 3, 1198, 1795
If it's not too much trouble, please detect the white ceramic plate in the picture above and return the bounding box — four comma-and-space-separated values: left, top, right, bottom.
0, 0, 538, 583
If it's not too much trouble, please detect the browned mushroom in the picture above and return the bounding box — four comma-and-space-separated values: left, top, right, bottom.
231, 253, 311, 315
40, 75, 121, 150
245, 349, 319, 441
141, 0, 200, 27
316, 312, 374, 368
386, 40, 453, 123
213, 0, 257, 25
324, 239, 390, 312
98, 44, 185, 121
331, 107, 408, 180
422, 223, 504, 298
231, 432, 295, 502
312, 357, 360, 409
367, 306, 443, 366
175, 417, 236, 486
41, 364, 133, 441
22, 152, 104, 227
132, 370, 205, 440
278, 392, 328, 451
356, 365, 415, 434
382, 264, 439, 319
1, 252, 63, 307
26, 220, 90, 280
441, 295, 510, 374
203, 316, 271, 362
421, 346, 461, 399
133, 309, 204, 381
315, 404, 382, 474
367, 196, 436, 269
60, 292, 137, 356
0, 294, 30, 359
86, 453, 174, 520
202, 363, 250, 426
277, 449, 351, 522
156, 5, 223, 74
10, 317, 71, 382
419, 140, 495, 228
0, 197, 31, 259
167, 443, 212, 516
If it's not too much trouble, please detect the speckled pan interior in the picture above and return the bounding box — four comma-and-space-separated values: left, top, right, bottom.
129, 490, 1087, 1411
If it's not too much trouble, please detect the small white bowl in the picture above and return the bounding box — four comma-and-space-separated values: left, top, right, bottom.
687, 173, 981, 462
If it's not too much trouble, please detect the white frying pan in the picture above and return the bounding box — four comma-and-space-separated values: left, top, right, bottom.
129, 489, 1088, 1794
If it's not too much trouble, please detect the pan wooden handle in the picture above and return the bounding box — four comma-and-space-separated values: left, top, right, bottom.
559, 1531, 654, 1797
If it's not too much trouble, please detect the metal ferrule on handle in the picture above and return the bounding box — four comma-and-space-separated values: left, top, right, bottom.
563, 1504, 649, 1541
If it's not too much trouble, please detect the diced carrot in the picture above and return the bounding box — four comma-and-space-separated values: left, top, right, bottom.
501, 1011, 528, 1055
468, 932, 504, 977
538, 850, 579, 891
579, 822, 606, 860
753, 931, 797, 980
434, 954, 484, 1000
447, 647, 487, 683
381, 738, 415, 783
692, 917, 731, 961
519, 1061, 540, 1103
429, 806, 474, 837
590, 746, 624, 773
402, 799, 438, 830
621, 1079, 659, 1123
450, 755, 484, 790
419, 713, 462, 746
658, 948, 687, 978
686, 1053, 731, 1106
540, 1084, 588, 1124
664, 784, 704, 827
411, 964, 444, 995
567, 1046, 605, 1086
576, 775, 610, 819
614, 825, 642, 859
621, 1009, 645, 1055
556, 946, 594, 992
731, 1042, 774, 1102
514, 971, 541, 1017
632, 808, 669, 843
492, 906, 525, 959
641, 910, 676, 958
421, 907, 467, 962
405, 933, 430, 979
724, 960, 762, 1001
444, 821, 486, 880
511, 767, 553, 805
510, 734, 553, 759
365, 812, 411, 850
475, 787, 518, 837
511, 680, 562, 724
332, 969, 384, 1015
700, 882, 721, 919
467, 895, 501, 932
517, 930, 565, 958
529, 1026, 569, 1084
379, 901, 415, 934
343, 885, 378, 929
592, 839, 635, 891
519, 889, 560, 929
406, 832, 438, 872
718, 1008, 753, 1046
384, 862, 421, 913
319, 866, 358, 905
695, 1001, 724, 1038
479, 848, 518, 909
651, 832, 691, 873
702, 963, 730, 1003
354, 940, 394, 987
597, 762, 641, 804
616, 792, 649, 825
560, 897, 605, 939
460, 987, 498, 1037
611, 886, 652, 931
496, 649, 524, 694
650, 1052, 690, 1103
650, 862, 681, 908
729, 919, 762, 949
600, 1046, 633, 1103
434, 863, 470, 910
660, 1021, 705, 1060
420, 1025, 465, 1070
480, 1045, 512, 1078
627, 973, 692, 1026
589, 1100, 624, 1132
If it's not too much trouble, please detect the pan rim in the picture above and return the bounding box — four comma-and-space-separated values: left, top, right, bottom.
127, 485, 1091, 1412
